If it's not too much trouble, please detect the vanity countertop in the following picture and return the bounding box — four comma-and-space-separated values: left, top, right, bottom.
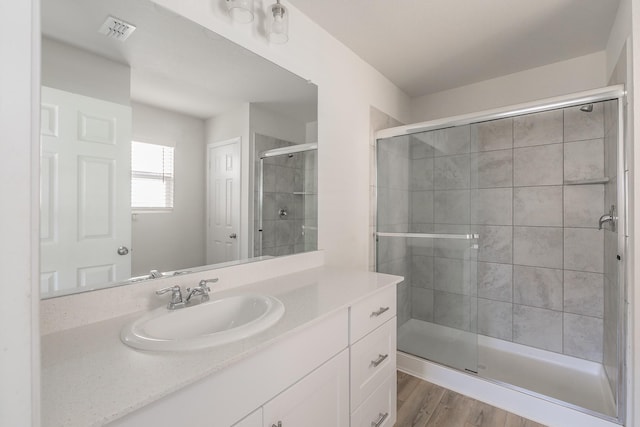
41, 266, 402, 427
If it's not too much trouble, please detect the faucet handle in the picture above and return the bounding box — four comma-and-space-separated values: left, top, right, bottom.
198, 278, 218, 292
155, 285, 181, 296
155, 285, 185, 309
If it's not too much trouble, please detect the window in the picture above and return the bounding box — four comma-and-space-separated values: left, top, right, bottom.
131, 141, 174, 210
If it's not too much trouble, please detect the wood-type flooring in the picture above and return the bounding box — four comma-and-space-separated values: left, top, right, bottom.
395, 371, 547, 427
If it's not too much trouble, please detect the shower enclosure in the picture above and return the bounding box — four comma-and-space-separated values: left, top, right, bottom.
254, 136, 318, 257
375, 87, 626, 423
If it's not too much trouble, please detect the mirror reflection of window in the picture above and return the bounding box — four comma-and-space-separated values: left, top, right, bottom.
131, 141, 175, 211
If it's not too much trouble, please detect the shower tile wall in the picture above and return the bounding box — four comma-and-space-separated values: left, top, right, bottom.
254, 134, 317, 257
406, 103, 609, 363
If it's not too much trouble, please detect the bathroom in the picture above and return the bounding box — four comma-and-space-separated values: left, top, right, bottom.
2, 0, 639, 427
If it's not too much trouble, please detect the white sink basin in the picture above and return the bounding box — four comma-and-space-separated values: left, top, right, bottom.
121, 293, 285, 351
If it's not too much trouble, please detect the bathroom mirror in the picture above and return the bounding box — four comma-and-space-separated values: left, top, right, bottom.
40, 0, 318, 298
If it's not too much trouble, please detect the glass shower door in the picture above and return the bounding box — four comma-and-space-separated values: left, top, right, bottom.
376, 128, 478, 374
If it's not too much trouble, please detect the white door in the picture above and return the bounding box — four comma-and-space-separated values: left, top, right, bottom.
206, 138, 241, 264
40, 86, 132, 295
263, 350, 350, 427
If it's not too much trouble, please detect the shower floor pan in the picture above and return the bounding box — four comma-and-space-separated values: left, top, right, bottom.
397, 319, 616, 421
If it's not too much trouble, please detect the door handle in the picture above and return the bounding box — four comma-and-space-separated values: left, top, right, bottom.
229, 233, 237, 239
117, 246, 129, 255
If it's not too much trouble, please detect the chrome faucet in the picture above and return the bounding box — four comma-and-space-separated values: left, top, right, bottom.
598, 205, 617, 231
155, 285, 185, 310
156, 279, 218, 309
185, 278, 218, 303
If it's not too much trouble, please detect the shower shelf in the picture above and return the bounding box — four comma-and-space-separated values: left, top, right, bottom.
564, 177, 610, 185
292, 192, 317, 195
375, 232, 479, 240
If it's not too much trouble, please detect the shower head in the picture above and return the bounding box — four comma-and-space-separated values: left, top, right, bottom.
579, 104, 593, 112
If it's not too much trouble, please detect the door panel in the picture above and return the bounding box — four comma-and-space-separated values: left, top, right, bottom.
40, 86, 131, 295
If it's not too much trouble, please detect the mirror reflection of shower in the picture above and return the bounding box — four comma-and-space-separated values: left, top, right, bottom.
255, 138, 318, 257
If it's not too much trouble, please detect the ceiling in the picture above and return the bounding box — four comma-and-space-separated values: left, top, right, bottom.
41, 0, 317, 122
287, 0, 621, 98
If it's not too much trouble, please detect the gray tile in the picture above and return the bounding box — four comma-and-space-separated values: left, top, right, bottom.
513, 265, 563, 310
564, 185, 604, 228
411, 157, 434, 190
377, 187, 409, 226
513, 186, 563, 226
434, 291, 475, 331
478, 299, 513, 340
514, 144, 563, 186
408, 224, 434, 256
471, 118, 513, 152
410, 191, 434, 224
410, 134, 435, 159
564, 228, 604, 273
275, 165, 296, 193
475, 225, 512, 264
377, 257, 408, 278
477, 262, 512, 302
432, 224, 471, 259
434, 154, 470, 190
513, 305, 563, 352
377, 146, 409, 190
377, 234, 408, 264
564, 103, 604, 143
514, 109, 564, 147
470, 149, 513, 188
427, 125, 471, 157
564, 313, 603, 362
397, 281, 411, 327
410, 255, 433, 289
564, 139, 605, 182
603, 228, 617, 281
412, 287, 434, 322
513, 226, 563, 269
433, 257, 475, 296
564, 270, 604, 318
471, 188, 512, 225
434, 190, 470, 224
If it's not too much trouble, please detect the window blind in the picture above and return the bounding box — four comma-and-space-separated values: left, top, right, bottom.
131, 141, 174, 210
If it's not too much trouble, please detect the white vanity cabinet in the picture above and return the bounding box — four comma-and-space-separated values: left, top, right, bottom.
262, 350, 349, 427
105, 284, 398, 427
348, 286, 397, 427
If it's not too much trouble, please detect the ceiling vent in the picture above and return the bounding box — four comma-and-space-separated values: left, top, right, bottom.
98, 16, 136, 42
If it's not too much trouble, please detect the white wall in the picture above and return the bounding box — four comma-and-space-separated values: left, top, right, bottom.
249, 104, 307, 145
0, 0, 40, 426
410, 51, 607, 122
153, 0, 411, 269
41, 37, 130, 105
131, 102, 206, 275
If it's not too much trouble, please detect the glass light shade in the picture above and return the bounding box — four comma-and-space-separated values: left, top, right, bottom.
268, 1, 289, 44
226, 0, 254, 24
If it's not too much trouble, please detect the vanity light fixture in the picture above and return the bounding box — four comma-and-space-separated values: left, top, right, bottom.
226, 0, 254, 24
268, 0, 289, 44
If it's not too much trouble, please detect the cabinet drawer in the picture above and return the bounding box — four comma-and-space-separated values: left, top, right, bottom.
350, 373, 396, 427
350, 286, 396, 343
350, 317, 396, 409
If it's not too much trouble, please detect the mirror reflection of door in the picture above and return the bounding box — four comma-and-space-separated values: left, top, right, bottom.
206, 138, 241, 264
40, 86, 132, 294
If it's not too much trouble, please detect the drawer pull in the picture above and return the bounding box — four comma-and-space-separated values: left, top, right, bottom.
371, 412, 389, 427
272, 422, 282, 427
370, 353, 389, 368
370, 306, 390, 317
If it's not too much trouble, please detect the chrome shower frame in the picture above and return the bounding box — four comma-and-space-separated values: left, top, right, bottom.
374, 85, 628, 423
